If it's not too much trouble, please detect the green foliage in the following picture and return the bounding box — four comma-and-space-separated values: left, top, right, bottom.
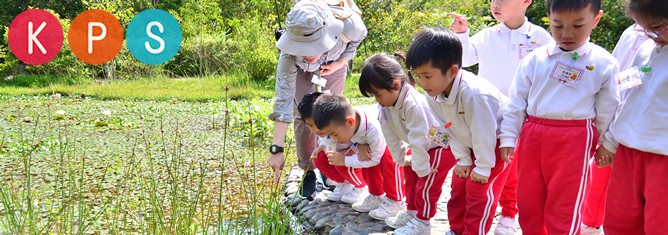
227, 15, 279, 81
164, 33, 237, 77
0, 74, 89, 87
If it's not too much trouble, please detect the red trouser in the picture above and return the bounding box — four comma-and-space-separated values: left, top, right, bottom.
447, 141, 510, 235
582, 160, 611, 227
498, 154, 518, 218
404, 147, 457, 220
603, 145, 668, 235
516, 116, 597, 235
314, 147, 405, 201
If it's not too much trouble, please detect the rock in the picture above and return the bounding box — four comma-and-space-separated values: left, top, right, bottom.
329, 224, 344, 235
285, 184, 299, 196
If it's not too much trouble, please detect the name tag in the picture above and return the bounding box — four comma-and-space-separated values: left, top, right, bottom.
519, 43, 540, 59
549, 61, 585, 87
311, 74, 327, 87
615, 66, 643, 91
428, 124, 450, 148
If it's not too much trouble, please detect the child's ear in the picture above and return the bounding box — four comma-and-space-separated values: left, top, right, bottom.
523, 0, 532, 8
346, 115, 356, 127
448, 65, 460, 79
392, 79, 402, 89
593, 10, 604, 28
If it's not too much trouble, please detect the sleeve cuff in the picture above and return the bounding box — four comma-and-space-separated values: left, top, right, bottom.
500, 138, 517, 148
456, 159, 473, 167
601, 141, 618, 154
268, 112, 294, 123
473, 166, 491, 177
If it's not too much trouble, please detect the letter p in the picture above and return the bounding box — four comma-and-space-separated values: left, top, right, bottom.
88, 22, 107, 54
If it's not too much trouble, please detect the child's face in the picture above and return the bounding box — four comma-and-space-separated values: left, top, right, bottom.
635, 17, 668, 45
304, 117, 327, 138
320, 118, 356, 144
413, 62, 457, 97
490, 0, 529, 23
371, 81, 401, 107
548, 4, 603, 51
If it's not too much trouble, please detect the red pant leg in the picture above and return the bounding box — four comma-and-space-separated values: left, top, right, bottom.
499, 151, 518, 218
379, 147, 405, 201
414, 147, 457, 220
518, 116, 596, 235
314, 151, 366, 187
462, 143, 510, 235
582, 160, 611, 227
314, 151, 346, 183
405, 167, 419, 211
448, 170, 467, 235
517, 123, 548, 235
604, 145, 668, 235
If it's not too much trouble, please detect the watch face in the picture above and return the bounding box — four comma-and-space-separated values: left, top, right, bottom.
270, 145, 277, 153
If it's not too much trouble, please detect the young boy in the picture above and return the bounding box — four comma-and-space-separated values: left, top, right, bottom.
449, 1, 552, 233
581, 23, 650, 235
499, 0, 619, 234
596, 0, 668, 233
312, 94, 406, 217
406, 27, 510, 235
297, 92, 361, 203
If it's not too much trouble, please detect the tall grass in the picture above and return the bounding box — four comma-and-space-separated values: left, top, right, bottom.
0, 95, 295, 234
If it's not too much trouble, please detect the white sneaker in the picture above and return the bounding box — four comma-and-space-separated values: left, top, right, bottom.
385, 210, 416, 228
369, 198, 405, 220
327, 182, 354, 202
393, 217, 431, 235
341, 186, 369, 204
352, 194, 384, 212
581, 223, 602, 235
494, 215, 517, 235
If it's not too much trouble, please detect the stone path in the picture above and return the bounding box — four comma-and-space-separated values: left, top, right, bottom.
282, 166, 521, 235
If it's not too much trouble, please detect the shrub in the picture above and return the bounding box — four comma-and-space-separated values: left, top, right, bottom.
164, 32, 238, 77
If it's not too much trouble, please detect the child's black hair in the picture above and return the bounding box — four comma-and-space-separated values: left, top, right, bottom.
358, 53, 416, 98
297, 92, 323, 120
546, 0, 601, 15
312, 94, 354, 130
627, 0, 668, 25
405, 27, 462, 74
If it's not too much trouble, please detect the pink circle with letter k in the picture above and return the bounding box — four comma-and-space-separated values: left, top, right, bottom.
8, 9, 64, 65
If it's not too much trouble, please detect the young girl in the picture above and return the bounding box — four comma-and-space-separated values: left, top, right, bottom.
597, 0, 668, 234
359, 53, 457, 234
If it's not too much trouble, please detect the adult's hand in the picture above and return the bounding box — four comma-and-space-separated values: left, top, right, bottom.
320, 58, 349, 76
267, 152, 285, 184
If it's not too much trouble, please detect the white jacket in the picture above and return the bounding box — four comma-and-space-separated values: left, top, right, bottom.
427, 70, 508, 177
380, 84, 441, 177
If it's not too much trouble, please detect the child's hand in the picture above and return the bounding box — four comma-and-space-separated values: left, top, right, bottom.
311, 145, 325, 159
471, 171, 489, 184
428, 168, 438, 175
357, 144, 372, 161
500, 147, 515, 163
595, 146, 615, 167
327, 151, 346, 166
454, 165, 470, 178
448, 13, 468, 34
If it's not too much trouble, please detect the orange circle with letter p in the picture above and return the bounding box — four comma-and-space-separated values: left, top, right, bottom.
68, 9, 123, 65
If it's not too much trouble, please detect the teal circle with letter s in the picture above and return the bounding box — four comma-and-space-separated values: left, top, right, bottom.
126, 9, 182, 65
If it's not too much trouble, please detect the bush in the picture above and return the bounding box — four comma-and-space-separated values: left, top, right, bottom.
0, 73, 89, 87
227, 15, 279, 81
164, 33, 238, 77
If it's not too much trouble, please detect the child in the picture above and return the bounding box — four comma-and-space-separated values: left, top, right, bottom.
406, 27, 510, 235
581, 23, 650, 235
312, 94, 406, 217
499, 0, 620, 234
358, 53, 458, 234
596, 0, 668, 234
297, 92, 361, 203
449, 1, 552, 233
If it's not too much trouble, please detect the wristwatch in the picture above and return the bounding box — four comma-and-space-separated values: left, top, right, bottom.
269, 144, 284, 154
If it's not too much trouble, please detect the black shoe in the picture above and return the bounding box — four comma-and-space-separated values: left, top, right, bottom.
299, 170, 317, 200
319, 171, 336, 191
